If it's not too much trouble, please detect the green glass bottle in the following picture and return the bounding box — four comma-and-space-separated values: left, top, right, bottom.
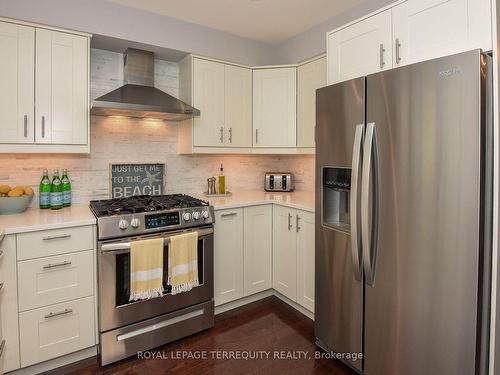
50, 169, 63, 210
39, 169, 51, 209
61, 169, 71, 207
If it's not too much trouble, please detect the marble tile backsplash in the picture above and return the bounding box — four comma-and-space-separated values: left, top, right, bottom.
0, 49, 314, 206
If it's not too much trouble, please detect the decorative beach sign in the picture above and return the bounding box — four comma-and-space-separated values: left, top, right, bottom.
110, 163, 166, 198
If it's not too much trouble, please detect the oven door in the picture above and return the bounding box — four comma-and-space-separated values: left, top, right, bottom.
98, 226, 214, 333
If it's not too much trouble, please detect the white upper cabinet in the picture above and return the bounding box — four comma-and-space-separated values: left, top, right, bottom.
253, 67, 297, 148
392, 0, 492, 67
297, 56, 326, 148
224, 64, 253, 147
327, 10, 392, 85
192, 58, 225, 147
0, 19, 90, 153
35, 29, 88, 145
181, 57, 253, 149
0, 21, 34, 144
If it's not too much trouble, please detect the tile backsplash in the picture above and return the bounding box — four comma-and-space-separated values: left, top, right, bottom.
0, 49, 314, 205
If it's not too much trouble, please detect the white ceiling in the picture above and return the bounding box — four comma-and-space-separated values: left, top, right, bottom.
107, 0, 365, 44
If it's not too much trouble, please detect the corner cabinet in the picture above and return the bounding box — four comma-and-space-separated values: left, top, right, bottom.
253, 67, 296, 148
327, 0, 492, 85
0, 18, 91, 153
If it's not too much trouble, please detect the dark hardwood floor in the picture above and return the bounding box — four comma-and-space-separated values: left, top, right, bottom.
56, 296, 355, 375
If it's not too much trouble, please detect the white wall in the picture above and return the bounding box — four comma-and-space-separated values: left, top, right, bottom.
277, 0, 394, 63
0, 0, 281, 65
0, 49, 314, 206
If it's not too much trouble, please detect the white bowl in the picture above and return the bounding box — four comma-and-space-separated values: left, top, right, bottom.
0, 195, 34, 215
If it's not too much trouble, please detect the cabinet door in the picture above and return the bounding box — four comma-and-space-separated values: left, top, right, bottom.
0, 236, 20, 372
327, 9, 392, 84
19, 296, 95, 368
392, 0, 492, 67
253, 68, 296, 147
0, 21, 34, 144
296, 210, 315, 312
35, 29, 88, 145
297, 57, 326, 148
225, 65, 252, 147
272, 205, 297, 301
243, 205, 272, 296
193, 58, 225, 147
214, 209, 244, 306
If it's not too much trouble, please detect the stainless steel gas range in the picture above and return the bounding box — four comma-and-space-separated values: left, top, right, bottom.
89, 194, 215, 366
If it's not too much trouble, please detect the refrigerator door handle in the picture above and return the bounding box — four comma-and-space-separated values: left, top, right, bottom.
350, 124, 364, 281
361, 122, 378, 286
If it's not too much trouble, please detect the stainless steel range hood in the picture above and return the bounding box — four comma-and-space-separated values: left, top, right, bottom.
91, 48, 200, 121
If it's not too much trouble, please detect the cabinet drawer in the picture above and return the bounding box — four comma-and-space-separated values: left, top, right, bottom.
18, 250, 94, 311
17, 225, 94, 260
19, 296, 95, 368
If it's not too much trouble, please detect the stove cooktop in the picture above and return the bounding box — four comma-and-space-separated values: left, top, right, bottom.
89, 194, 209, 217
90, 194, 214, 240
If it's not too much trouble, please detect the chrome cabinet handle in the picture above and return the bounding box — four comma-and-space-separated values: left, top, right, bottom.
221, 212, 237, 218
379, 44, 386, 69
42, 233, 71, 241
24, 115, 28, 137
255, 129, 259, 144
395, 38, 402, 65
361, 122, 378, 286
296, 215, 301, 232
41, 115, 45, 138
228, 127, 233, 143
42, 260, 72, 269
288, 213, 293, 231
219, 127, 224, 144
350, 124, 364, 281
0, 283, 4, 292
44, 308, 73, 319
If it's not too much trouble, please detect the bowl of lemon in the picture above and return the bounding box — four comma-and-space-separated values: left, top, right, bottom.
0, 185, 34, 214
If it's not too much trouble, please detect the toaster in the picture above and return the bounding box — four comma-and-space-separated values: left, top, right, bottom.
265, 173, 294, 192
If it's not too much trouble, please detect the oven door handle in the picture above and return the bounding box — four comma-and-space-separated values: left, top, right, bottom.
100, 227, 213, 253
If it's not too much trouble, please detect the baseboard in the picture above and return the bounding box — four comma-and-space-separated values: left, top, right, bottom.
7, 346, 97, 375
215, 289, 314, 321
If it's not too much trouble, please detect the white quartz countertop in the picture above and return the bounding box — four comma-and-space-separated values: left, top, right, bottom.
0, 204, 96, 236
195, 190, 315, 213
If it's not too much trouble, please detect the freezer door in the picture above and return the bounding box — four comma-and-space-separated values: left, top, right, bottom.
363, 50, 487, 375
315, 78, 364, 372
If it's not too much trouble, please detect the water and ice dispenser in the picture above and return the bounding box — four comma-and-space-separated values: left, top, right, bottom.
322, 167, 351, 233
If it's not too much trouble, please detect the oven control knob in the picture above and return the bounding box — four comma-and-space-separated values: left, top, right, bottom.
192, 211, 201, 220
130, 218, 140, 228
202, 210, 210, 219
183, 212, 191, 221
118, 219, 129, 230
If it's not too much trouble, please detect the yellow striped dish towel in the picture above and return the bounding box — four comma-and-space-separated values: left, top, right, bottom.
129, 238, 164, 301
168, 231, 199, 295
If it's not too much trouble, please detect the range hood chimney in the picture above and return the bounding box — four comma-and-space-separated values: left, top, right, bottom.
91, 48, 200, 121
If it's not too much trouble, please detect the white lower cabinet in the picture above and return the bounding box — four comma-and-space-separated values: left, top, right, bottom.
0, 225, 97, 372
243, 205, 272, 296
272, 205, 298, 301
273, 206, 315, 312
19, 296, 95, 367
296, 211, 315, 312
214, 205, 273, 306
214, 209, 244, 305
0, 235, 20, 373
17, 250, 94, 312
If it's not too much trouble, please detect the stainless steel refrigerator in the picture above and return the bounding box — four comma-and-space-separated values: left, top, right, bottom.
315, 49, 493, 375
